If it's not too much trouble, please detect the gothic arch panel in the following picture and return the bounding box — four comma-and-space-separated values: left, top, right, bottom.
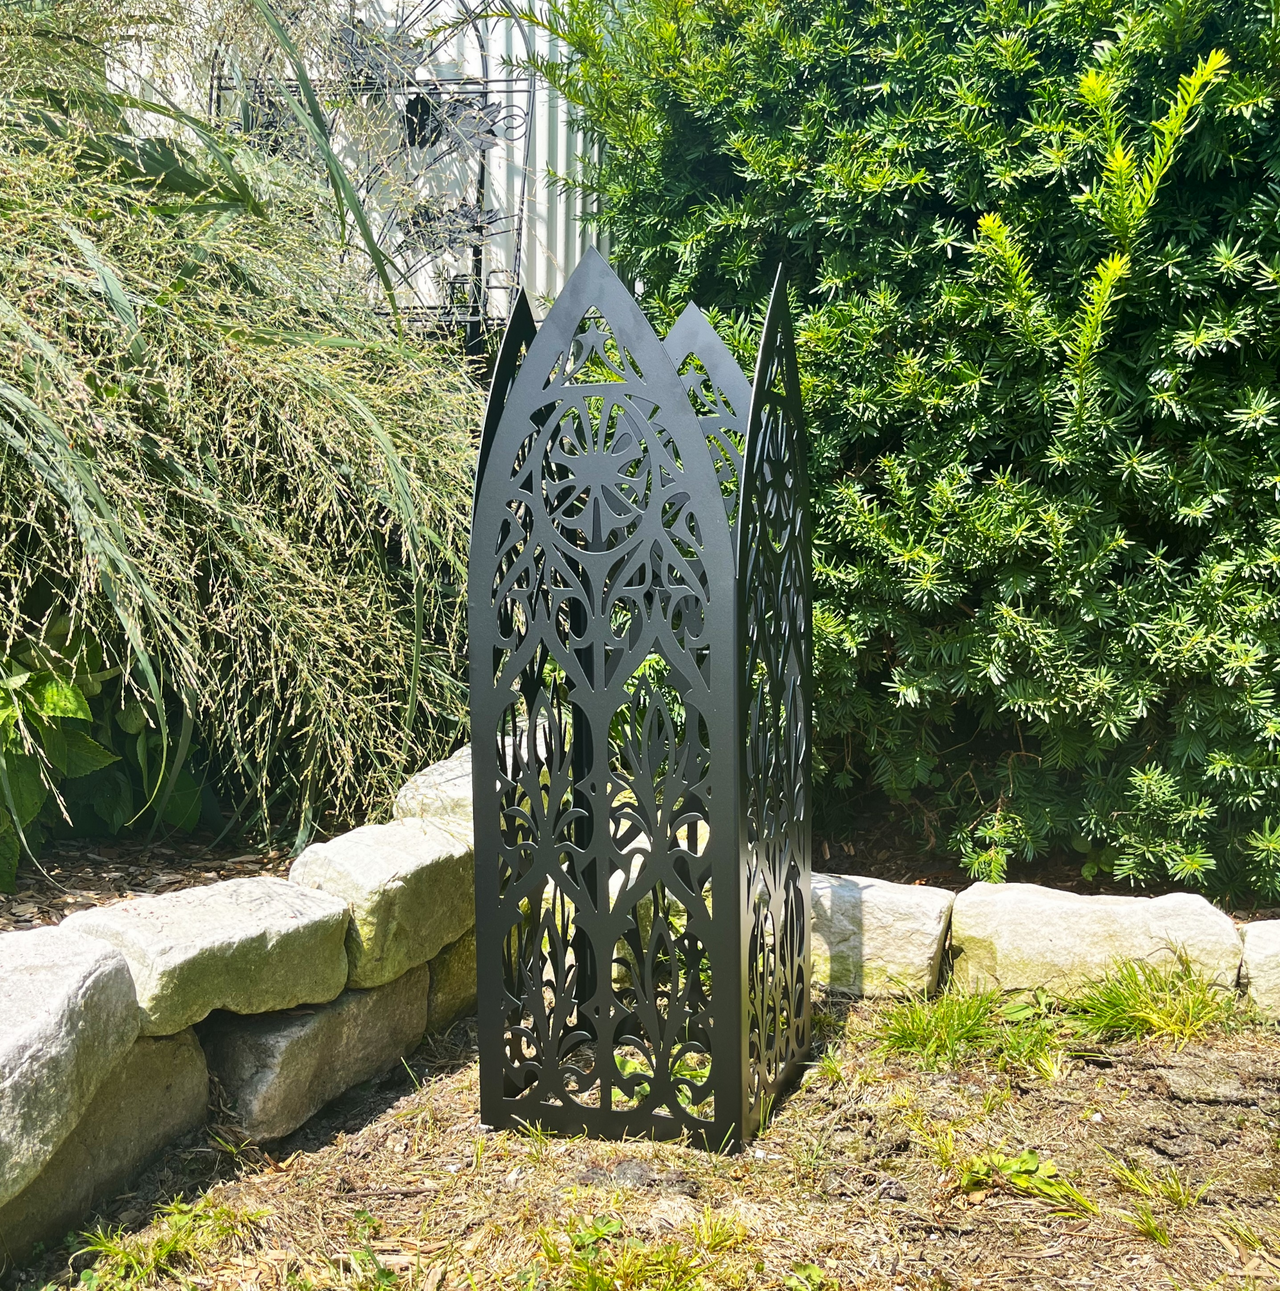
469, 249, 742, 1145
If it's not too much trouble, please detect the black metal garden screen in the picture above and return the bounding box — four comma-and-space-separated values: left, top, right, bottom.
468, 249, 811, 1149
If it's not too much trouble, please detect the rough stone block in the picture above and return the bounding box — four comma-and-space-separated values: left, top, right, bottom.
0, 1031, 207, 1265
811, 873, 954, 997
0, 927, 138, 1209
428, 928, 476, 1031
393, 745, 472, 839
290, 821, 474, 990
200, 962, 431, 1141
950, 882, 1242, 996
63, 877, 350, 1035
1242, 920, 1280, 1020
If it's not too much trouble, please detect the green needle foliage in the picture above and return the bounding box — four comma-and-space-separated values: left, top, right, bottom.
522, 0, 1280, 897
0, 2, 479, 856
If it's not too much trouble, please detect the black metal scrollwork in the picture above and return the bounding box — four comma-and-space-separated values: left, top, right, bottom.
469, 250, 810, 1148
740, 269, 812, 1140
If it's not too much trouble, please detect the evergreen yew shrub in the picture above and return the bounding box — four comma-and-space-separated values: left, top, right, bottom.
529, 0, 1280, 895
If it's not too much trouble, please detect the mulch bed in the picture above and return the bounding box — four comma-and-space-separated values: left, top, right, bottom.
0, 836, 287, 935
817, 804, 1280, 922
6, 807, 1278, 938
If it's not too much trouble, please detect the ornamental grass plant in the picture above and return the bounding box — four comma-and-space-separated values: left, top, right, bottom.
874, 956, 1241, 1074
519, 0, 1280, 899
0, 1, 479, 876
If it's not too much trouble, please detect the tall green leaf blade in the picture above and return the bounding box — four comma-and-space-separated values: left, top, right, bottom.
0, 818, 17, 893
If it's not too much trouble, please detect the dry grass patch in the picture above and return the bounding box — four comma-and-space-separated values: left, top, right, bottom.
13, 986, 1280, 1291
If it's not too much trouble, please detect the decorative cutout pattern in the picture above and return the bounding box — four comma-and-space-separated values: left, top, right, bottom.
470, 251, 809, 1147
740, 270, 812, 1138
664, 304, 749, 533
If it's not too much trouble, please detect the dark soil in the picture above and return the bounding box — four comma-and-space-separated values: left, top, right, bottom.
817, 801, 1280, 922
7, 795, 1278, 936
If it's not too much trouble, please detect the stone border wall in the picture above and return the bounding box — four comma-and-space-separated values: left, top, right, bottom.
3, 742, 1277, 1265
0, 747, 477, 1267
812, 873, 1271, 1007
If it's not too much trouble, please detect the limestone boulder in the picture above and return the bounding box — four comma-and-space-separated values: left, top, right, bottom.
393, 745, 472, 839
811, 874, 954, 997
63, 877, 350, 1035
200, 962, 431, 1141
428, 928, 476, 1031
290, 821, 474, 990
1241, 920, 1280, 1020
0, 927, 138, 1209
950, 882, 1242, 996
0, 1031, 207, 1264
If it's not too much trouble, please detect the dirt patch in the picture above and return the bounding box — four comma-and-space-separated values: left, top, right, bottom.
14, 1001, 1280, 1290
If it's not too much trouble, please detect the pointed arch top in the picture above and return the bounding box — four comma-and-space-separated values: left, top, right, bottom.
468, 247, 738, 698
664, 303, 750, 541
474, 287, 537, 509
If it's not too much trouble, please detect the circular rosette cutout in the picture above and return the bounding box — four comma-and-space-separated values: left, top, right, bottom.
543, 396, 653, 551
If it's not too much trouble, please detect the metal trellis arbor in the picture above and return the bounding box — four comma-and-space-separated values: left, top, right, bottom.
468, 249, 811, 1149
209, 0, 550, 336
